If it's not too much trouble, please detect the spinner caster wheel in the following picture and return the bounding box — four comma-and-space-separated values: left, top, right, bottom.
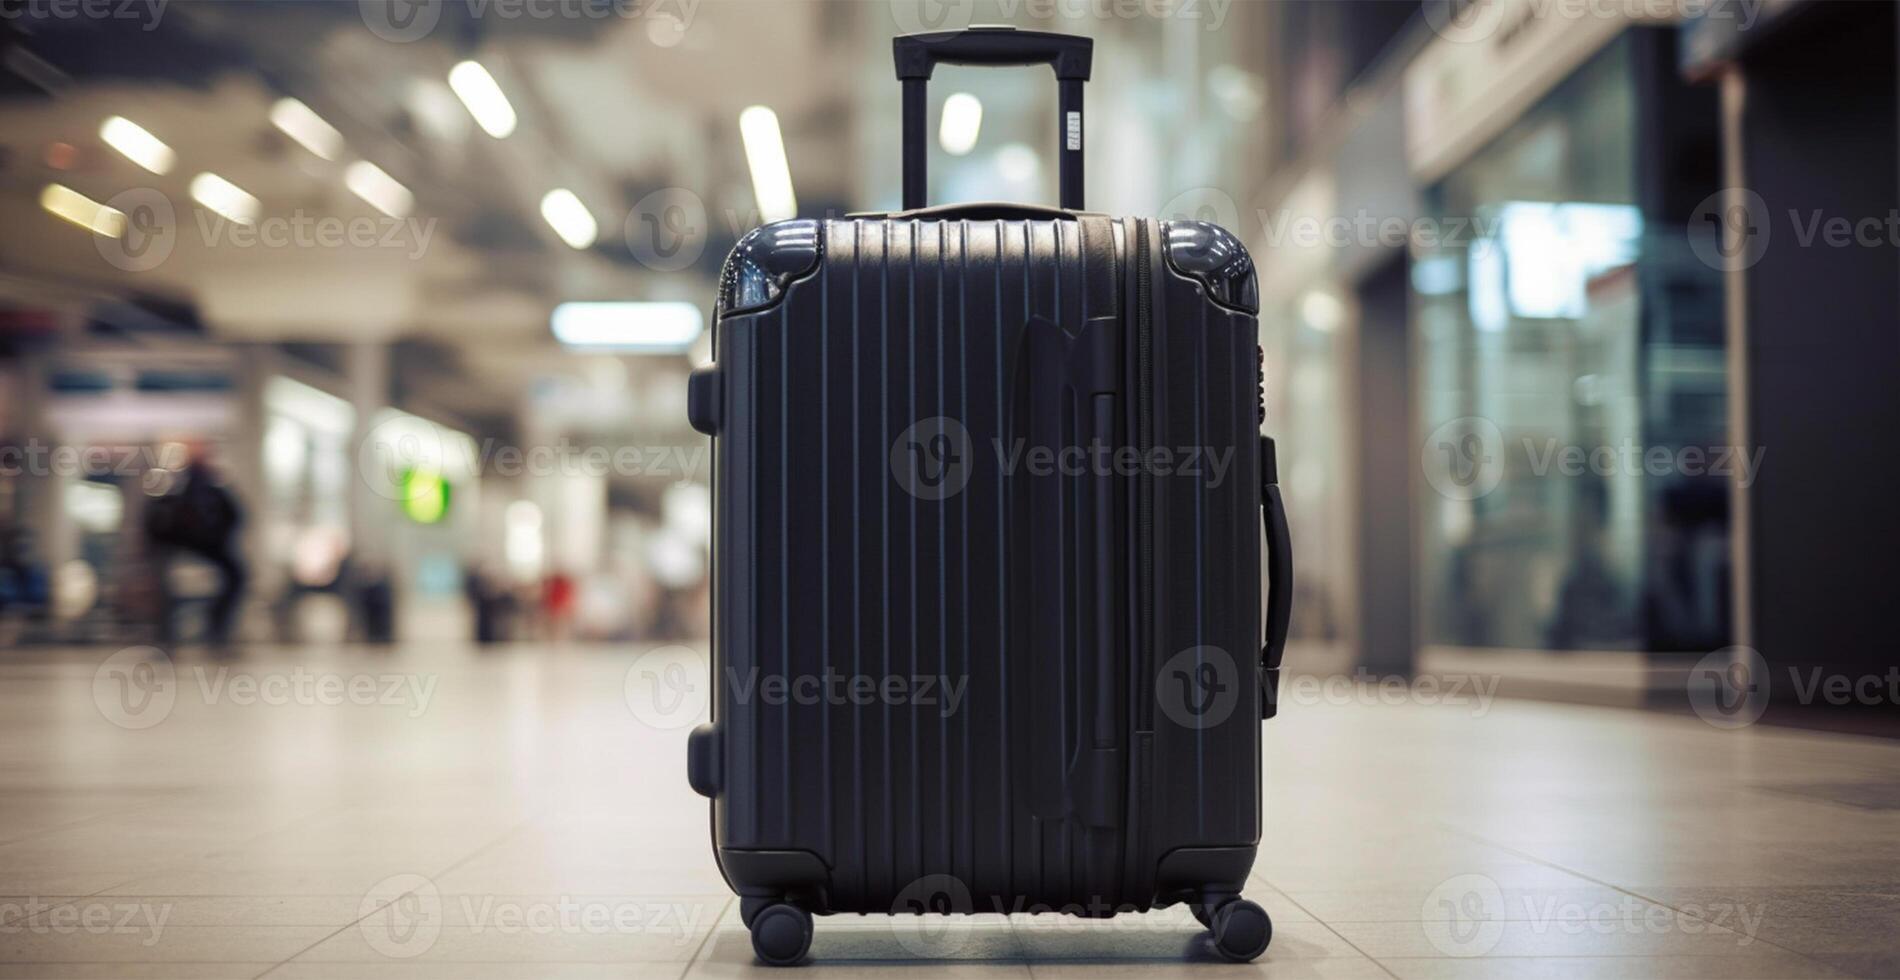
739, 896, 771, 929
1210, 898, 1271, 963
1189, 902, 1215, 929
748, 902, 813, 967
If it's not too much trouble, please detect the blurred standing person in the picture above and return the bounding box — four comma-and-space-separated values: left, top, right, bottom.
542, 569, 575, 642
144, 445, 246, 646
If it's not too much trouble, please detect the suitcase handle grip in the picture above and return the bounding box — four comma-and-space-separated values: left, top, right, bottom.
1260, 436, 1292, 720
893, 27, 1092, 211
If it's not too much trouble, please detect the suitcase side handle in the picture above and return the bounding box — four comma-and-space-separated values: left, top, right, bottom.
1260, 436, 1292, 720
893, 27, 1093, 212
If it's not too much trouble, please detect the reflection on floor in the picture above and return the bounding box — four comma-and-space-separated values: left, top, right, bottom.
0, 642, 1895, 979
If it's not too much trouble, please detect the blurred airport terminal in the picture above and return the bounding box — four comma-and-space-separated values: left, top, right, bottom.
3, 0, 1894, 721
1, 0, 1898, 976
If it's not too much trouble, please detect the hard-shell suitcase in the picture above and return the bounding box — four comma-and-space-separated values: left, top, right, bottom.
685, 26, 1293, 965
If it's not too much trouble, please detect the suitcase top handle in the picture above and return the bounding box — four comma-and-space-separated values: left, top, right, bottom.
893, 26, 1093, 212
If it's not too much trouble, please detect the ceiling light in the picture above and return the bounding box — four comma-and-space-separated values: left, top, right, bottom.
41, 184, 125, 237
996, 143, 1039, 184
269, 97, 344, 160
448, 60, 517, 139
189, 172, 259, 225
551, 301, 703, 351
99, 116, 174, 174
939, 92, 982, 156
739, 105, 797, 223
1299, 289, 1346, 333
344, 160, 413, 218
540, 189, 597, 249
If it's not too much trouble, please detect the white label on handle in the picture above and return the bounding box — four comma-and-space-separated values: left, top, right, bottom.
1066, 111, 1081, 151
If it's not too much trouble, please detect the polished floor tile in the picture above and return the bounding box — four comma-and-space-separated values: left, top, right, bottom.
0, 642, 1892, 978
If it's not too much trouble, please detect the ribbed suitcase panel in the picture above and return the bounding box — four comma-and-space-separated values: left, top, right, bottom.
713, 216, 1256, 914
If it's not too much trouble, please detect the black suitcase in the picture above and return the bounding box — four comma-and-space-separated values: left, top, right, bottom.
685, 26, 1292, 966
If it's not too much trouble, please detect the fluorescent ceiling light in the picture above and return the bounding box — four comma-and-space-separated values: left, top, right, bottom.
540, 189, 597, 249
551, 301, 703, 351
939, 92, 982, 156
99, 116, 174, 174
269, 97, 344, 160
448, 60, 517, 138
739, 105, 797, 223
41, 184, 126, 237
344, 160, 413, 218
190, 172, 260, 225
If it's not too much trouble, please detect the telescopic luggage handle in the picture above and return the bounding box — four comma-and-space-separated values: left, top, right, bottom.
893, 26, 1093, 211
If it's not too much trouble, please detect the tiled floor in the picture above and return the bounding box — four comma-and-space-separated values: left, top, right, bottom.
1, 641, 1896, 978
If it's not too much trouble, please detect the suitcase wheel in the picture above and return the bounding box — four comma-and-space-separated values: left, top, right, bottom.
1208, 898, 1272, 963
748, 902, 813, 967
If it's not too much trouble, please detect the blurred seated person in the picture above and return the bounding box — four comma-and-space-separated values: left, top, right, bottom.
143, 445, 246, 646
